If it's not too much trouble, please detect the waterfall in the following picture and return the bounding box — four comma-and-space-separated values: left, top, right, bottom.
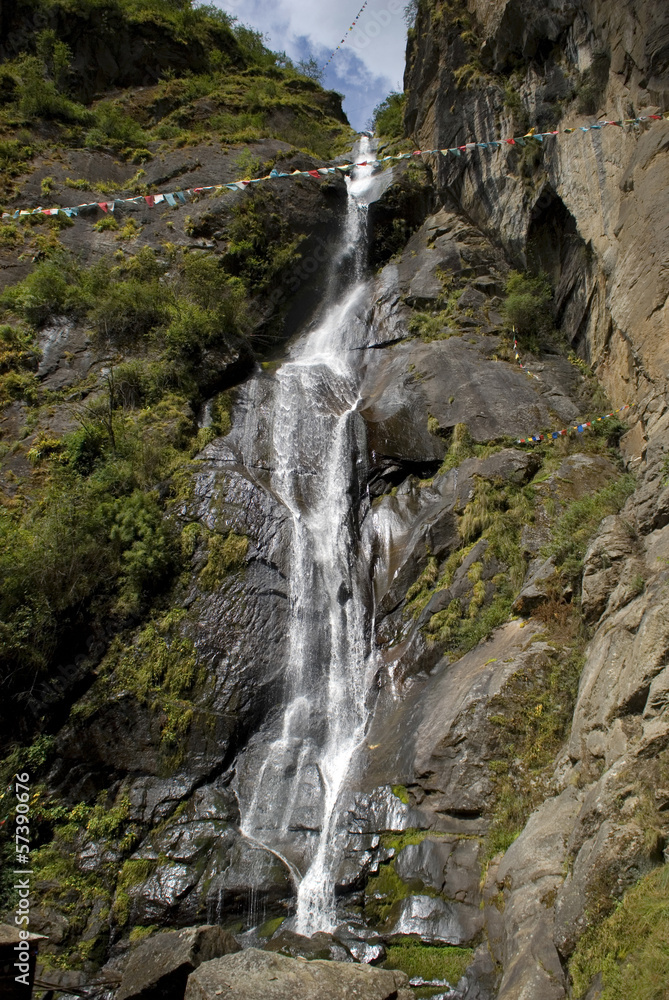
236, 138, 382, 935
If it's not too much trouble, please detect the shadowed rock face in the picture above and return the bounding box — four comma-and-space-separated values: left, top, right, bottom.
116, 925, 240, 1000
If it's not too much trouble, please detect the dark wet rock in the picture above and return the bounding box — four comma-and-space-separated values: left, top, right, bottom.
33, 966, 90, 995
207, 836, 294, 926
395, 837, 481, 907
116, 925, 240, 1000
346, 785, 413, 836
115, 783, 239, 928
332, 923, 386, 964
335, 833, 394, 895
184, 948, 411, 1000
386, 894, 482, 946
367, 162, 434, 270
264, 930, 348, 963
364, 620, 554, 834
369, 448, 539, 630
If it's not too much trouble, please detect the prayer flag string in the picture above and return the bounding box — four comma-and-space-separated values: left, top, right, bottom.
2, 111, 667, 225
322, 1, 369, 70
517, 405, 630, 445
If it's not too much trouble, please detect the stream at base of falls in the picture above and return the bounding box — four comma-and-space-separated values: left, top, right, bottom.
232, 138, 385, 935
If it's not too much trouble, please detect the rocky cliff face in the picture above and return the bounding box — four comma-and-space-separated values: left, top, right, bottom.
405, 0, 669, 456
396, 2, 669, 997
1, 3, 668, 1000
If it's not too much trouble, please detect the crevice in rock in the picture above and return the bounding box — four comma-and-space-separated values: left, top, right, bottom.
526, 185, 595, 352
367, 456, 442, 497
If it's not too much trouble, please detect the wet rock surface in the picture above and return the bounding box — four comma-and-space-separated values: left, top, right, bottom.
116, 925, 240, 1000
184, 948, 411, 1000
388, 894, 481, 946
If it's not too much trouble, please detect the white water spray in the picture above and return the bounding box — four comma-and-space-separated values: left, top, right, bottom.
238, 139, 382, 934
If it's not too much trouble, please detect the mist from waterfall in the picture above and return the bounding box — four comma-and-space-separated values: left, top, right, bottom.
236, 138, 383, 935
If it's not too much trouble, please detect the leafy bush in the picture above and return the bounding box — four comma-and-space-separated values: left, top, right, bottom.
502, 270, 554, 342
224, 197, 304, 292
84, 102, 147, 151
110, 490, 177, 608
0, 258, 91, 326
16, 56, 91, 124
0, 139, 34, 175
91, 278, 168, 341
0, 324, 38, 406
371, 91, 406, 138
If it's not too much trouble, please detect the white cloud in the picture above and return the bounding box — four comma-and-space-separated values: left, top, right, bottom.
212, 0, 407, 130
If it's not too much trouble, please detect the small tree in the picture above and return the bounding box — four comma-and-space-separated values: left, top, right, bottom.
297, 58, 323, 84
371, 91, 406, 138
503, 271, 554, 342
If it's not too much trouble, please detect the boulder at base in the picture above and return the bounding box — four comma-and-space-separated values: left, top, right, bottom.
184, 948, 412, 1000
117, 925, 241, 1000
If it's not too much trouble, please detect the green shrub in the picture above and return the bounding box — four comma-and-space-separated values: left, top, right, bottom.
0, 139, 33, 174
93, 215, 119, 232
109, 610, 198, 702
199, 531, 248, 589
91, 279, 168, 341
546, 473, 636, 583
35, 28, 72, 92
502, 270, 554, 342
84, 102, 147, 150
110, 490, 177, 607
16, 56, 90, 124
372, 91, 406, 138
0, 323, 38, 406
0, 259, 91, 326
223, 198, 304, 292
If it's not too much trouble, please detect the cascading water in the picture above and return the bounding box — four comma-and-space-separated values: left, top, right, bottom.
235, 138, 383, 935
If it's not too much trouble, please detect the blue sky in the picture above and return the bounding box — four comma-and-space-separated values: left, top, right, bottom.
212, 0, 409, 130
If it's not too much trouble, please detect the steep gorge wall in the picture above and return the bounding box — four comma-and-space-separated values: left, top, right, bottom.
393, 3, 669, 998
404, 0, 669, 456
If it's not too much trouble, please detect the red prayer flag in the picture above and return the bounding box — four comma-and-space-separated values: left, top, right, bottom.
144, 195, 155, 207
98, 202, 108, 212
